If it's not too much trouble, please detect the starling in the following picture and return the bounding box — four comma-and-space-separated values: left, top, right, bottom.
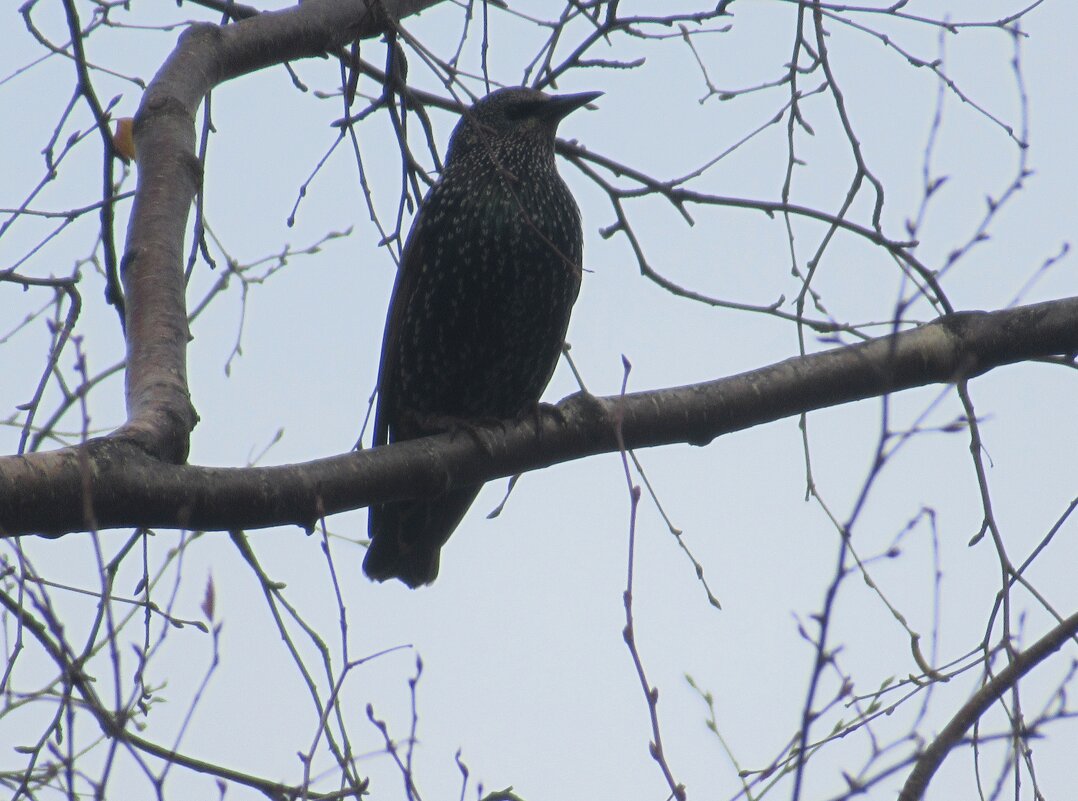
364, 87, 600, 587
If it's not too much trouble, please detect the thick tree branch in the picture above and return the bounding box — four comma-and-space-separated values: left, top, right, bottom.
117, 0, 443, 462
2, 297, 1075, 537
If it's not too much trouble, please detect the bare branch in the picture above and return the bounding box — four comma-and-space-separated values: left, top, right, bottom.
899, 611, 1078, 801
2, 296, 1075, 536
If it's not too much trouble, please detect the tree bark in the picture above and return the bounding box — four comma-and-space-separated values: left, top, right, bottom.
116, 0, 444, 461
2, 297, 1075, 536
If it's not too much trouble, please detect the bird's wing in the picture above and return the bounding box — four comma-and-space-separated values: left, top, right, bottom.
371, 196, 431, 448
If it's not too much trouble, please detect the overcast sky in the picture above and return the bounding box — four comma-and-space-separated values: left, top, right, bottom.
3, 2, 1077, 799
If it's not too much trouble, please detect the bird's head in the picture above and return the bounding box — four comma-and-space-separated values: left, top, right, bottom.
445, 87, 601, 169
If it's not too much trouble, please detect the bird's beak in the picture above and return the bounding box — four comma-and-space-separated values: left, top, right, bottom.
544, 91, 603, 121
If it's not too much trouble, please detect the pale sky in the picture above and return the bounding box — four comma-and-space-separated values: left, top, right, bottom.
2, 2, 1077, 799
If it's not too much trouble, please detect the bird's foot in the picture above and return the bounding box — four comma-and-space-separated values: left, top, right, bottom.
413, 412, 505, 456
452, 417, 505, 457
557, 390, 611, 430
514, 401, 567, 447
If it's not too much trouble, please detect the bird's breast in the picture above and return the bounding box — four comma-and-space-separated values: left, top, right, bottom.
393, 168, 583, 423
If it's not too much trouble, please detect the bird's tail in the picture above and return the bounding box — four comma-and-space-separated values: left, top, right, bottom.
364, 485, 482, 588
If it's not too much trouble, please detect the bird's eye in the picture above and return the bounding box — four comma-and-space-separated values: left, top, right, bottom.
504, 100, 543, 121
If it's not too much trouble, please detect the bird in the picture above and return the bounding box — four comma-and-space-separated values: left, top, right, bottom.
363, 86, 600, 587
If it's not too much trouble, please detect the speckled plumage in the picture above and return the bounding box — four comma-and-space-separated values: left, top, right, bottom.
364, 87, 599, 588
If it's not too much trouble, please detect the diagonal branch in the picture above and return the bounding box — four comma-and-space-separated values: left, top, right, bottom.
0, 587, 364, 800
115, 0, 444, 462
898, 610, 1078, 801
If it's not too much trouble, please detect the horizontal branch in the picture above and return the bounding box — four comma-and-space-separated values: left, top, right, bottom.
1, 297, 1075, 537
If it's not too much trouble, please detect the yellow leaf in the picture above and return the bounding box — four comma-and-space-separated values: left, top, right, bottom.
112, 117, 136, 163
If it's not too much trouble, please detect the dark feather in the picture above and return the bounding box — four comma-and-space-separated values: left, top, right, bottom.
364, 87, 599, 587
